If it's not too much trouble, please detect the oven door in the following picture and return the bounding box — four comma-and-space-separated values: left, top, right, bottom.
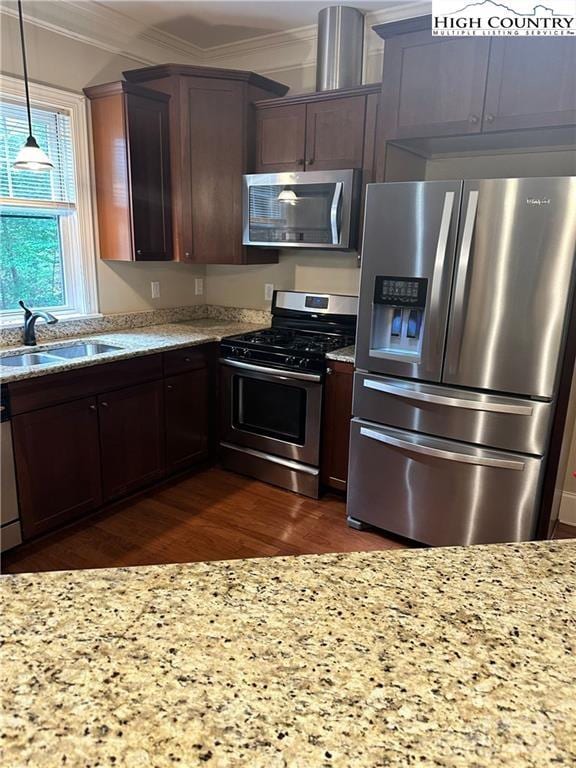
220, 359, 323, 465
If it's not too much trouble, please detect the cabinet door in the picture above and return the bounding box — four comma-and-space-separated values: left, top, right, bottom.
483, 39, 576, 132
99, 381, 165, 501
305, 96, 366, 170
126, 92, 172, 260
254, 104, 306, 172
12, 397, 102, 539
381, 33, 490, 139
165, 368, 211, 473
320, 361, 354, 492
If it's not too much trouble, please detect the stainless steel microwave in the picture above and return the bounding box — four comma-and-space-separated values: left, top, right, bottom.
242, 169, 361, 250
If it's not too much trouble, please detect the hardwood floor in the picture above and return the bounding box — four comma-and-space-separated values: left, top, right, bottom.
1, 467, 407, 574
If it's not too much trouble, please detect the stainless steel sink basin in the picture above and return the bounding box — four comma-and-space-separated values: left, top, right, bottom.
0, 342, 123, 368
0, 353, 60, 367
49, 342, 122, 359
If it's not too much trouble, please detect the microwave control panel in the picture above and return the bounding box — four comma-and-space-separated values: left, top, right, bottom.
373, 276, 428, 308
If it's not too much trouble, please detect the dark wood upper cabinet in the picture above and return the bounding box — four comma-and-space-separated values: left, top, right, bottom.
98, 381, 165, 502
320, 360, 354, 493
483, 38, 576, 132
254, 85, 380, 174
379, 31, 490, 140
85, 81, 172, 261
12, 397, 102, 539
305, 95, 366, 170
255, 103, 306, 172
123, 64, 288, 264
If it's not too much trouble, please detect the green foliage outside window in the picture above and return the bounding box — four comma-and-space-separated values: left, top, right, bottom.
0, 213, 65, 311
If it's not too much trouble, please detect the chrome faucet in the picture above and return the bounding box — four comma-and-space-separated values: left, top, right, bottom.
19, 300, 58, 346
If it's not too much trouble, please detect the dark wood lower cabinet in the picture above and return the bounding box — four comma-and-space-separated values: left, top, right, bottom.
165, 369, 210, 472
320, 361, 354, 493
98, 381, 165, 502
12, 397, 102, 539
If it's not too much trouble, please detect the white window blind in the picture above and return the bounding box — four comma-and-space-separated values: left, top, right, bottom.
0, 100, 76, 205
249, 185, 285, 222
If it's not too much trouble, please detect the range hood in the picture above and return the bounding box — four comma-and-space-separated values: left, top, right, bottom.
316, 6, 365, 91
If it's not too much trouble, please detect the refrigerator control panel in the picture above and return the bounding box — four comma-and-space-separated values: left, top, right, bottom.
374, 276, 428, 308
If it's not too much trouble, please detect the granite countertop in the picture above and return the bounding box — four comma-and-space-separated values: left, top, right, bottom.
0, 319, 268, 384
2, 540, 575, 766
326, 344, 355, 364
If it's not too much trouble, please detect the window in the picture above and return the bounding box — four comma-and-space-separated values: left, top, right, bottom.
0, 75, 98, 324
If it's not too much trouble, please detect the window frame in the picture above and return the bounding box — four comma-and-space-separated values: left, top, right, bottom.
0, 74, 99, 326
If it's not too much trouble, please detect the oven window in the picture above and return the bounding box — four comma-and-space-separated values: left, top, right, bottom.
234, 375, 307, 444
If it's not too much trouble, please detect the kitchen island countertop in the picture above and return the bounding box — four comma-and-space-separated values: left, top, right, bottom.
2, 540, 575, 767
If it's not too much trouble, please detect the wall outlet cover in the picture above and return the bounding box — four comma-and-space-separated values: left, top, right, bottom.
151, 281, 160, 299
195, 278, 204, 296
264, 283, 274, 301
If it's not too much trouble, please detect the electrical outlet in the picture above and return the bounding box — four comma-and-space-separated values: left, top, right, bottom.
151, 281, 160, 299
264, 283, 274, 302
195, 278, 204, 296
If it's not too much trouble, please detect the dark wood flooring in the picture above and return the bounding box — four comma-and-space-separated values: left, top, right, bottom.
1, 467, 406, 574
3, 467, 574, 575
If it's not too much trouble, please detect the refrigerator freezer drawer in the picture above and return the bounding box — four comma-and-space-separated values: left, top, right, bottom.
353, 372, 553, 455
347, 419, 544, 546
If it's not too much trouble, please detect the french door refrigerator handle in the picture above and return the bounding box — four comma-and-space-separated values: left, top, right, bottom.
359, 426, 525, 471
362, 378, 533, 415
448, 189, 479, 372
330, 182, 343, 244
429, 191, 456, 358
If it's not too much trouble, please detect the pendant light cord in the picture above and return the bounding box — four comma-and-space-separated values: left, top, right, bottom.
17, 0, 33, 138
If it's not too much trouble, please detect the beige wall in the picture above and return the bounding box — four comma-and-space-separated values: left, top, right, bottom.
1, 12, 205, 316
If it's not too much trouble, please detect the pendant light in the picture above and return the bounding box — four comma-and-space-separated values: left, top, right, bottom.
12, 0, 53, 172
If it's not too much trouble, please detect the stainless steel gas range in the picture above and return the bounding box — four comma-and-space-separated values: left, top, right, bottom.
220, 291, 358, 497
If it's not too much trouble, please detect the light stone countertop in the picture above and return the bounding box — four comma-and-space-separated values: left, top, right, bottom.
326, 344, 355, 364
2, 540, 575, 767
0, 319, 269, 384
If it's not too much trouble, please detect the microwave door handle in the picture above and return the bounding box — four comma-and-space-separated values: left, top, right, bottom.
359, 427, 525, 471
330, 182, 343, 244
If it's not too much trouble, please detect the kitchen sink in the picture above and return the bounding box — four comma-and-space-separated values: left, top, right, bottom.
49, 342, 122, 359
0, 353, 61, 367
0, 342, 123, 368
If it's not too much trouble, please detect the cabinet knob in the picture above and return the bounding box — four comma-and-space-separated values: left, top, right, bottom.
136, 249, 142, 255
468, 115, 479, 124
184, 357, 191, 363
308, 157, 315, 165
326, 367, 333, 375
101, 401, 109, 408
486, 113, 495, 123
298, 158, 305, 166
185, 252, 191, 258
167, 384, 174, 390
89, 404, 96, 411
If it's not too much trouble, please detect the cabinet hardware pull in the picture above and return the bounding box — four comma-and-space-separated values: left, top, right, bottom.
185, 252, 191, 258
89, 404, 96, 411
327, 367, 333, 375
486, 113, 495, 123
101, 401, 109, 407
136, 249, 142, 255
167, 384, 174, 390
298, 158, 304, 165
468, 115, 479, 124
184, 357, 191, 362
308, 157, 315, 165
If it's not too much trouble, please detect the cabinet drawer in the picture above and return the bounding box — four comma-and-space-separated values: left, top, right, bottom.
163, 344, 212, 376
352, 372, 553, 456
9, 354, 163, 415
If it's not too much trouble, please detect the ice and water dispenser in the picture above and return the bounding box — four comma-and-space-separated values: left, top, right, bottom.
370, 276, 427, 361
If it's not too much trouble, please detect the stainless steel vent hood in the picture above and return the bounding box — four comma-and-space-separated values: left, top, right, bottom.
316, 6, 365, 92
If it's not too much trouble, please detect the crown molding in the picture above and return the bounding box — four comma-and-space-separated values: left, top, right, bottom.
0, 0, 431, 79
0, 0, 203, 66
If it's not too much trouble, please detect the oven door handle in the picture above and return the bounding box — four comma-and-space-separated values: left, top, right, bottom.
220, 358, 323, 382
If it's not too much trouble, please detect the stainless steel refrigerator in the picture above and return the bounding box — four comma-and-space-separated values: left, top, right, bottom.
348, 177, 576, 546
